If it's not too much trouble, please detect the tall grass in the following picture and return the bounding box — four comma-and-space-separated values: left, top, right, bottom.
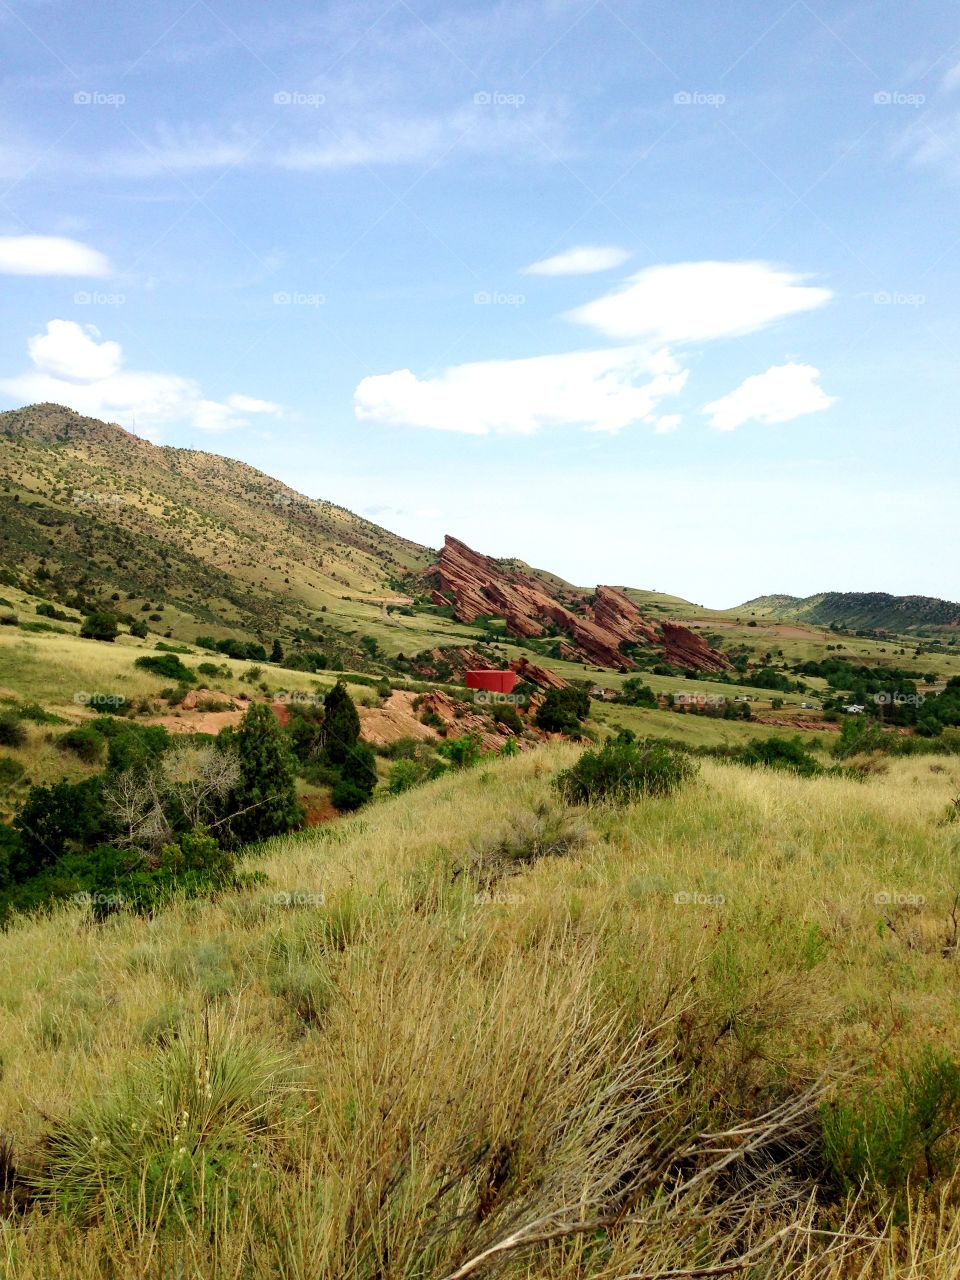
0, 747, 959, 1275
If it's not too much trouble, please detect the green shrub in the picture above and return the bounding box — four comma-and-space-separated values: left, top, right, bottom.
823, 1047, 960, 1203
535, 686, 591, 735
556, 732, 696, 804
135, 653, 196, 684
736, 735, 823, 777
57, 725, 106, 764
12, 778, 113, 879
330, 779, 370, 811
79, 612, 119, 642
15, 702, 66, 724
832, 717, 886, 760
387, 757, 432, 794
616, 678, 658, 708
0, 713, 27, 748
436, 731, 485, 770
491, 703, 523, 733
0, 756, 25, 786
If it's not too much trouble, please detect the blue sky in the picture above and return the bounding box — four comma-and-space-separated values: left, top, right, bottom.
0, 0, 957, 606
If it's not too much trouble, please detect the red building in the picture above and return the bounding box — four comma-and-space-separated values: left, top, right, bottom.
465, 669, 518, 694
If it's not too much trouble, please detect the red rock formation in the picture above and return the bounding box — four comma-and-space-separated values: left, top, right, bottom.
593, 586, 660, 648
428, 535, 729, 675
661, 622, 731, 674
509, 657, 568, 689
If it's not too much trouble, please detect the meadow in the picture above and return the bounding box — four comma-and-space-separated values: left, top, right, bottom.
2, 745, 960, 1276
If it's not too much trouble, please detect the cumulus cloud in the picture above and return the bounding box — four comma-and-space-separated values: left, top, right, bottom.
521, 245, 631, 276
354, 346, 688, 435
0, 235, 111, 276
0, 320, 282, 434
703, 362, 835, 431
566, 260, 832, 344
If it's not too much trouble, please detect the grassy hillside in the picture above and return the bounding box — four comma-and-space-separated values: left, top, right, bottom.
740, 590, 960, 633
0, 403, 433, 649
2, 747, 960, 1275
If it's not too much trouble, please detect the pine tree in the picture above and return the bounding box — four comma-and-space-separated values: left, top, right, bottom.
321, 680, 361, 765
270, 638, 284, 663
229, 704, 302, 843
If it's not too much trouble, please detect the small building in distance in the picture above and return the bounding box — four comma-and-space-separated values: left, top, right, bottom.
465, 669, 518, 694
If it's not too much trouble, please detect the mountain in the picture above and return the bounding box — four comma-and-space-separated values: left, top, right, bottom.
0, 403, 431, 648
738, 591, 960, 633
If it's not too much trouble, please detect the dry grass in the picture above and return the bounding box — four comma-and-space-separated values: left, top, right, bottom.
1, 748, 960, 1276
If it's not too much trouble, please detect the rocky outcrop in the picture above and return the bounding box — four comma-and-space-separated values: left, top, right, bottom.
429, 536, 730, 674
661, 622, 730, 674
509, 658, 568, 689
430, 536, 650, 668
593, 586, 660, 649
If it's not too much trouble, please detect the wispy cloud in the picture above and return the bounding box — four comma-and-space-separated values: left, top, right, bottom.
566, 261, 832, 344
521, 244, 631, 276
0, 235, 111, 276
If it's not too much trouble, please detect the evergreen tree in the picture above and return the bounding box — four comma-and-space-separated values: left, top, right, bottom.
270, 638, 284, 663
322, 679, 361, 765
229, 704, 302, 843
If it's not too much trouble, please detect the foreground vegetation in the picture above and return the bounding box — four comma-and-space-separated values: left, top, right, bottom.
1, 745, 959, 1276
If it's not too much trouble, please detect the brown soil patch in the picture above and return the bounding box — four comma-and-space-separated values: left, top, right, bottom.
357, 690, 440, 747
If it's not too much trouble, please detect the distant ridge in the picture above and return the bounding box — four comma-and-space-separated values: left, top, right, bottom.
738, 591, 960, 632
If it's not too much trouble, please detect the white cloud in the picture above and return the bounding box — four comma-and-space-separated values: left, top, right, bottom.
653, 414, 682, 434
521, 245, 631, 276
703, 362, 836, 431
566, 260, 832, 344
0, 320, 282, 434
0, 235, 111, 276
27, 320, 123, 381
355, 346, 688, 435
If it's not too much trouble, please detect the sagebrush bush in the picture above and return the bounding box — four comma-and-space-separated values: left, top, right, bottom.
555, 732, 696, 804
